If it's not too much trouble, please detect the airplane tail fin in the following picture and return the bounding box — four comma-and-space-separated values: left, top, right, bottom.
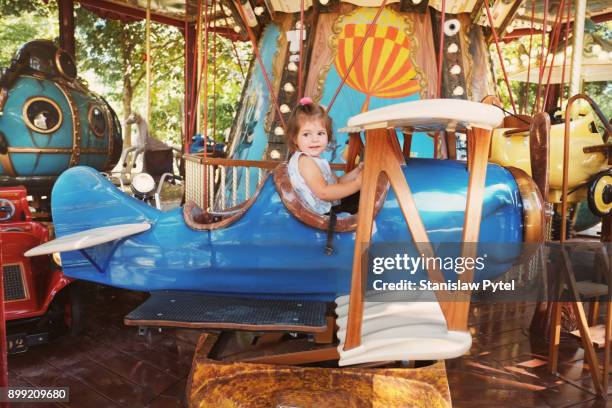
51, 166, 159, 237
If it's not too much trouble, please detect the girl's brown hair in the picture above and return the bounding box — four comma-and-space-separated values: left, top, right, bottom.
285, 101, 333, 152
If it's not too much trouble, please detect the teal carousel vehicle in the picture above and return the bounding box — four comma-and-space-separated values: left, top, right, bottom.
0, 40, 122, 195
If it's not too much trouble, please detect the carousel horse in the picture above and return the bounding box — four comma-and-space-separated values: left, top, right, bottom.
119, 112, 181, 180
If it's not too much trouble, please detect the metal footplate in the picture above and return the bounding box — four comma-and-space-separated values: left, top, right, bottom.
124, 291, 329, 333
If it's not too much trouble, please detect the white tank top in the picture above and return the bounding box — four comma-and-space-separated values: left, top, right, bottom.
288, 151, 340, 215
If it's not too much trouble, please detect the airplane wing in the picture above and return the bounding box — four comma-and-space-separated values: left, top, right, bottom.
25, 223, 151, 257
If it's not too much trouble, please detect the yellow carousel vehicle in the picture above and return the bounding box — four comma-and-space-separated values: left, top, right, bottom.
490, 108, 609, 205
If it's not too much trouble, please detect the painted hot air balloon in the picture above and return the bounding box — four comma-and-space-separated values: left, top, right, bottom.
334, 12, 420, 111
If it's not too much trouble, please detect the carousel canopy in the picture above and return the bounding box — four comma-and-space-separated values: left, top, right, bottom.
508, 56, 612, 83
76, 0, 612, 42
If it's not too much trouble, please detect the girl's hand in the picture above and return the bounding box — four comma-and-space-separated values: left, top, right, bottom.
355, 170, 363, 186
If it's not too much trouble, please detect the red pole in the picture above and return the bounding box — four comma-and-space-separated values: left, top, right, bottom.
184, 23, 197, 152
58, 0, 75, 58
0, 231, 8, 395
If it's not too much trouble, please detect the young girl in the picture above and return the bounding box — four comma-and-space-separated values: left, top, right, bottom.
287, 97, 363, 215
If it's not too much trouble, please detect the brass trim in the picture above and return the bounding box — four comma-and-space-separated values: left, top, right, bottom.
2, 262, 29, 303
54, 48, 77, 81
0, 152, 17, 176
318, 6, 426, 104
22, 96, 63, 134
506, 166, 546, 243
87, 104, 107, 139
55, 82, 81, 167
102, 103, 114, 170
0, 87, 8, 112
7, 147, 107, 154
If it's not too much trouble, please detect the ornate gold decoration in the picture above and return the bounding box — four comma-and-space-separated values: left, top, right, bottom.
102, 104, 114, 170
7, 147, 108, 154
54, 48, 77, 81
318, 7, 426, 104
55, 82, 81, 167
22, 96, 63, 134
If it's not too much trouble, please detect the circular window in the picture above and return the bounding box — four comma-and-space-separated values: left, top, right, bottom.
22, 97, 63, 134
55, 49, 77, 80
88, 105, 107, 138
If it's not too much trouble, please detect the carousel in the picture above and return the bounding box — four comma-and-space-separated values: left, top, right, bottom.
1, 0, 611, 406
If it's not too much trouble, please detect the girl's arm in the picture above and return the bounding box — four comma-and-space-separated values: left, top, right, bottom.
338, 162, 364, 183
299, 156, 361, 201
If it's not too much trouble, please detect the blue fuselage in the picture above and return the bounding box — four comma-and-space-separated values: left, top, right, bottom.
52, 161, 523, 301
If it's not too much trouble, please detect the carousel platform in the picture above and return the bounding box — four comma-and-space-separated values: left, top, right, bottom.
124, 291, 328, 333
6, 284, 607, 407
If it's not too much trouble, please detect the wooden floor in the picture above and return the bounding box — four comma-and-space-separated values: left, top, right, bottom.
7, 285, 609, 407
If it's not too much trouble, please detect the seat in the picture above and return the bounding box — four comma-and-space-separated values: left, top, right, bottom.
183, 173, 270, 230
273, 162, 388, 232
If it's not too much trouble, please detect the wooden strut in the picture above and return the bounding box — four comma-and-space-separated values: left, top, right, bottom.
343, 126, 492, 350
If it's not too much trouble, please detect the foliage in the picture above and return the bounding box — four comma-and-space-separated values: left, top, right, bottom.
0, 0, 58, 67
491, 20, 611, 118
0, 0, 250, 147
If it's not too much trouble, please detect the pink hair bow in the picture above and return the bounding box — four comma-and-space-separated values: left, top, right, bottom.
299, 97, 313, 106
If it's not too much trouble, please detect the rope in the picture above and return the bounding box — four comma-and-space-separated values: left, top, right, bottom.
436, 0, 446, 98
483, 0, 517, 114
559, 0, 571, 107
534, 0, 549, 113
235, 0, 286, 129
221, 3, 246, 80
187, 0, 203, 140
328, 0, 388, 112
522, 0, 535, 115
499, 106, 531, 125
203, 0, 209, 152
298, 0, 305, 99
184, 9, 190, 149
212, 3, 218, 142
543, 0, 566, 110
145, 0, 151, 124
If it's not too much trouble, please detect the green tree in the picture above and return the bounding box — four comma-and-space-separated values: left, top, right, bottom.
0, 0, 58, 66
